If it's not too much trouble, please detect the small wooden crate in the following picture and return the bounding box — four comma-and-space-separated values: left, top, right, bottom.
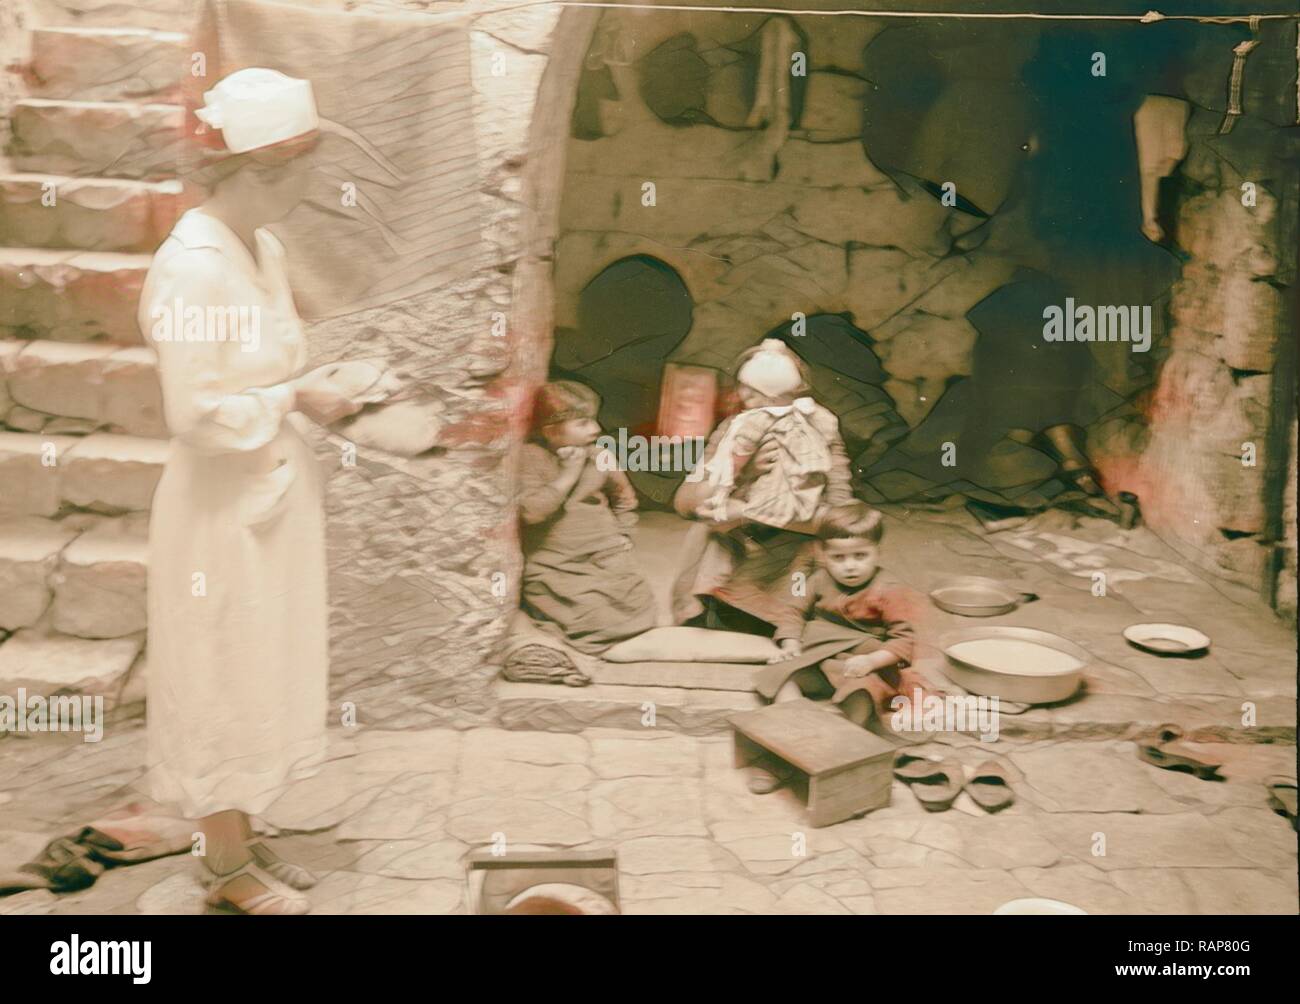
730, 699, 896, 827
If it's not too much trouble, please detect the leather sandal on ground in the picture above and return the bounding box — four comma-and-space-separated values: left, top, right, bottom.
967, 760, 1015, 812
246, 840, 317, 891
1136, 724, 1222, 779
894, 752, 946, 782
205, 859, 311, 915
908, 758, 965, 812
19, 836, 104, 892
1265, 776, 1297, 830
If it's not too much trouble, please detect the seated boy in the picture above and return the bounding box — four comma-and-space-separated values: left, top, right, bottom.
746, 503, 931, 793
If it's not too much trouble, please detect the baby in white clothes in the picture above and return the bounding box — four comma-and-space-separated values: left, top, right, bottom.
698, 339, 835, 531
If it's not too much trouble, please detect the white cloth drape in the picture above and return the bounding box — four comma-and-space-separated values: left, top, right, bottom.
138, 209, 328, 819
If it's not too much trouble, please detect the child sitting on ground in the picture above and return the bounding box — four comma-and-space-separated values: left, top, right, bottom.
697, 339, 835, 534
747, 503, 931, 793
517, 381, 658, 655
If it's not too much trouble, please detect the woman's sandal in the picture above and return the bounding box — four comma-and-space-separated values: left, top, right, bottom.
908, 758, 965, 812
205, 859, 311, 915
246, 840, 317, 891
1136, 724, 1223, 779
967, 760, 1015, 813
1265, 776, 1298, 830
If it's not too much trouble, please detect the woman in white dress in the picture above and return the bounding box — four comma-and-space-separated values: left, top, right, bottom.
139, 69, 384, 914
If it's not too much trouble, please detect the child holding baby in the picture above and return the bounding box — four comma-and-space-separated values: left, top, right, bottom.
672, 339, 855, 633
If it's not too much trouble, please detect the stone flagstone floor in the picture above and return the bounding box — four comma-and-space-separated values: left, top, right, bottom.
1, 720, 1295, 915
1, 506, 1295, 914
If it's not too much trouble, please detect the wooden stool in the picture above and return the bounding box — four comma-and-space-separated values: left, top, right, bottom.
730, 698, 896, 827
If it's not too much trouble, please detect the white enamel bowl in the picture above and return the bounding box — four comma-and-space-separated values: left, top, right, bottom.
938, 626, 1089, 705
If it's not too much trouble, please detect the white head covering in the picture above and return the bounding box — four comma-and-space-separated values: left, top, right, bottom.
736, 339, 804, 398
195, 67, 319, 154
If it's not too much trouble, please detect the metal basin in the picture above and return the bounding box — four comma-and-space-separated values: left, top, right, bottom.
930, 575, 1037, 617
937, 625, 1089, 705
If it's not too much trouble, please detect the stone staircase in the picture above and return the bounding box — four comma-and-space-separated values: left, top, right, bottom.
0, 0, 194, 709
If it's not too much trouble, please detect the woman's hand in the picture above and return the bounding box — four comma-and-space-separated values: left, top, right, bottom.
292, 364, 370, 425
295, 361, 402, 425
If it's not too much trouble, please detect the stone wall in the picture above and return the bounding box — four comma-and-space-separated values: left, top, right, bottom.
546, 5, 1297, 615
1134, 23, 1298, 605
552, 8, 1008, 438
0, 0, 29, 166
547, 7, 1194, 507
1280, 421, 1298, 619
259, 0, 573, 726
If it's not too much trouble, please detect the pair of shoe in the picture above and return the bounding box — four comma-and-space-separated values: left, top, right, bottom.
1135, 724, 1222, 779
204, 841, 317, 915
894, 753, 1015, 812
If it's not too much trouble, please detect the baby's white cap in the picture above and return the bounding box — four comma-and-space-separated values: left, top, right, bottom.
195, 67, 319, 154
737, 338, 803, 398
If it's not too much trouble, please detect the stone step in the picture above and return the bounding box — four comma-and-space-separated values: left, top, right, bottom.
20, 26, 188, 102
2, 338, 164, 438
587, 660, 759, 692
0, 246, 151, 344
0, 512, 145, 638
29, 0, 196, 32
495, 680, 762, 737
0, 515, 80, 631
8, 98, 185, 180
0, 173, 187, 252
0, 627, 143, 711
50, 514, 148, 639
0, 430, 168, 518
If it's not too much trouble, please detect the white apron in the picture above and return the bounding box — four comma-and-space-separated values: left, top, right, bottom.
138, 209, 328, 819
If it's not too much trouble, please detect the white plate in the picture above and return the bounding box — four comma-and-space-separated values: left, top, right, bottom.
1123, 622, 1210, 656
994, 897, 1087, 916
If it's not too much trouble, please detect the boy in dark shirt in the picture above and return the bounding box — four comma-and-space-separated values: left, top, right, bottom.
746, 503, 931, 793
764, 503, 928, 722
